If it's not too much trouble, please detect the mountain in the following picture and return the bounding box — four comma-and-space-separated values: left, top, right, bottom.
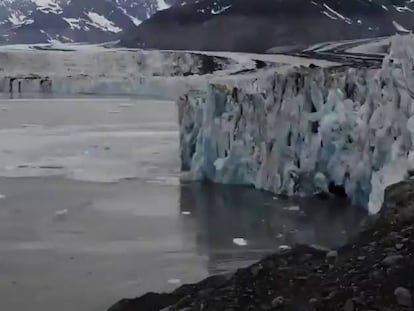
0, 0, 172, 44
120, 0, 414, 52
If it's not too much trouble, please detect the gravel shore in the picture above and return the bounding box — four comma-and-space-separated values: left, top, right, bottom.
108, 180, 414, 311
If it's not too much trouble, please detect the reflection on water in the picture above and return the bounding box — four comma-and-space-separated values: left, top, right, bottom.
0, 176, 368, 311
179, 182, 367, 274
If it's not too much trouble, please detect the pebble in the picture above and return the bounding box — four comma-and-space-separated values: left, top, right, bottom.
343, 298, 354, 311
309, 298, 318, 304
271, 296, 285, 308
250, 265, 262, 277
370, 270, 383, 281
395, 243, 404, 250
324, 291, 337, 300
381, 255, 404, 266
278, 245, 292, 252
326, 250, 338, 259
394, 287, 413, 307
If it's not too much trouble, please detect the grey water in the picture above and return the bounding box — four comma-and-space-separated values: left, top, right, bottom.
0, 95, 366, 311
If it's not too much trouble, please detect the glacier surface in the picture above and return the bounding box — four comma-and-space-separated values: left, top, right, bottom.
178, 35, 414, 214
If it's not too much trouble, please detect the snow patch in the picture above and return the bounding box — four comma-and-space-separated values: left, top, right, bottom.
31, 0, 62, 13
63, 17, 82, 30
117, 6, 142, 26
393, 21, 411, 33
156, 0, 170, 11
86, 12, 122, 33
211, 4, 232, 15
322, 4, 353, 24
393, 5, 414, 12
8, 12, 33, 26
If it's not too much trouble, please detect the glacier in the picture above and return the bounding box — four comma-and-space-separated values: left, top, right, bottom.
178, 35, 414, 214
0, 43, 250, 99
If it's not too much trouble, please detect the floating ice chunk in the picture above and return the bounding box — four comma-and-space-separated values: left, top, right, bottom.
55, 209, 68, 220
284, 206, 300, 212
0, 194, 5, 199
167, 278, 181, 285
21, 124, 39, 128
181, 211, 191, 215
233, 238, 248, 246
118, 103, 134, 108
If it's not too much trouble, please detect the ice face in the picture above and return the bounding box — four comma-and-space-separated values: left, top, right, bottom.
0, 46, 239, 99
178, 35, 414, 214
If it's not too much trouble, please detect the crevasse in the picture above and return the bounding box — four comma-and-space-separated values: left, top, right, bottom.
178, 35, 414, 214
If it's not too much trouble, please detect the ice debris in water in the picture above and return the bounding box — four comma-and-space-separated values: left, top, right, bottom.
118, 103, 134, 108
233, 238, 248, 246
284, 206, 300, 211
178, 34, 414, 215
0, 194, 5, 199
21, 124, 39, 128
168, 278, 181, 285
181, 211, 191, 215
55, 209, 68, 220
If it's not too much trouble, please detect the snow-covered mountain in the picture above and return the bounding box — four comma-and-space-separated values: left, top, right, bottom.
121, 0, 414, 52
0, 0, 172, 44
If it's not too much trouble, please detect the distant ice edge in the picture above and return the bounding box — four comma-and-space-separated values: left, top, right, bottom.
178, 35, 414, 214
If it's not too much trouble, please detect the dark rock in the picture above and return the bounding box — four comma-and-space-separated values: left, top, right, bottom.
381, 255, 404, 266
198, 288, 214, 298
326, 250, 338, 259
369, 270, 383, 281
395, 243, 404, 250
250, 265, 263, 277
394, 287, 413, 307
107, 293, 180, 311
309, 298, 318, 304
343, 299, 354, 311
271, 296, 285, 308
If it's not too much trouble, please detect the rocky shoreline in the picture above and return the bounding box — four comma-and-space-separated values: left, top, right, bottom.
108, 180, 414, 311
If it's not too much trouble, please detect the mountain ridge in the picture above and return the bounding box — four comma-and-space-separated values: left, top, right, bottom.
0, 0, 171, 44
120, 0, 414, 52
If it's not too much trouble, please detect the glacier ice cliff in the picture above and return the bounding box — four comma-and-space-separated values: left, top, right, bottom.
178, 35, 414, 214
0, 44, 246, 99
